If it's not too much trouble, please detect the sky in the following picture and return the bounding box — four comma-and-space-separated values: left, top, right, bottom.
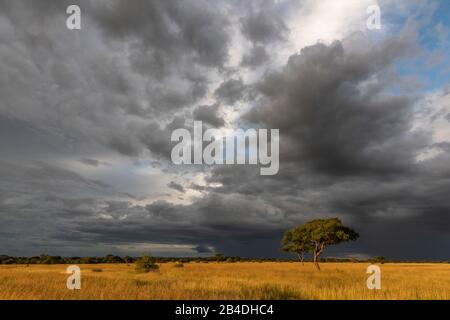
0, 0, 449, 260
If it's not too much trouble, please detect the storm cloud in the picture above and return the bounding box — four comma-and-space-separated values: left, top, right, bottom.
0, 0, 449, 260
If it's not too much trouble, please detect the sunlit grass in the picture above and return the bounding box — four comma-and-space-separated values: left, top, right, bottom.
0, 262, 449, 299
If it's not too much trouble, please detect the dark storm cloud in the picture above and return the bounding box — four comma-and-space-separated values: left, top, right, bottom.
194, 244, 213, 253
0, 1, 449, 260
56, 191, 288, 257
434, 142, 450, 153
138, 116, 187, 159
0, 161, 136, 255
107, 131, 142, 157
189, 183, 207, 192
79, 158, 111, 167
91, 0, 231, 69
214, 78, 248, 105
168, 181, 185, 193
0, 161, 127, 199
245, 33, 427, 175
195, 34, 450, 258
0, 0, 232, 162
240, 4, 289, 44
193, 104, 225, 127
0, 115, 72, 160
241, 45, 269, 68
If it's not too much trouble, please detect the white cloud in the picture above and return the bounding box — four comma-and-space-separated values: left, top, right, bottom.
414, 88, 450, 161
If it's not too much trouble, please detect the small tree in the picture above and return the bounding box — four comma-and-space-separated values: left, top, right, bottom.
212, 252, 225, 262
282, 218, 359, 270
135, 255, 159, 273
374, 256, 386, 264
281, 228, 312, 265
123, 256, 134, 263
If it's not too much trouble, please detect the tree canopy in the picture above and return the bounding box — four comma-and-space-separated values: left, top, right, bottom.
281, 218, 359, 270
281, 227, 312, 264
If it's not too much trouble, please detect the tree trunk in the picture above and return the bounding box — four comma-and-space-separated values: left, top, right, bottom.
313, 252, 320, 270
313, 243, 325, 270
296, 252, 304, 266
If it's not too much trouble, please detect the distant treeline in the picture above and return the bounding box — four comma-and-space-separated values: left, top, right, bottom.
0, 254, 448, 264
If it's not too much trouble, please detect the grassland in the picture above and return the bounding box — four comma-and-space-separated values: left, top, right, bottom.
0, 262, 449, 300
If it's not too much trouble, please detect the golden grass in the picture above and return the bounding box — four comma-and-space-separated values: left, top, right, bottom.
0, 262, 449, 300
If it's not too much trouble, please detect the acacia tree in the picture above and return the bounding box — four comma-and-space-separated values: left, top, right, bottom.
135, 255, 159, 272
282, 218, 359, 270
281, 228, 312, 265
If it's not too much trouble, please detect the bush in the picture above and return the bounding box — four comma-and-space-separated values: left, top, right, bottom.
135, 255, 159, 273
103, 254, 124, 263
374, 256, 386, 264
174, 262, 184, 268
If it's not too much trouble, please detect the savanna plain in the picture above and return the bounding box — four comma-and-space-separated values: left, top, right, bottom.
1, 262, 449, 300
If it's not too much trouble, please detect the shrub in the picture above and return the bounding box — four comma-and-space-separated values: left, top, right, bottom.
375, 256, 386, 264
103, 254, 124, 263
135, 255, 159, 273
174, 262, 184, 268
